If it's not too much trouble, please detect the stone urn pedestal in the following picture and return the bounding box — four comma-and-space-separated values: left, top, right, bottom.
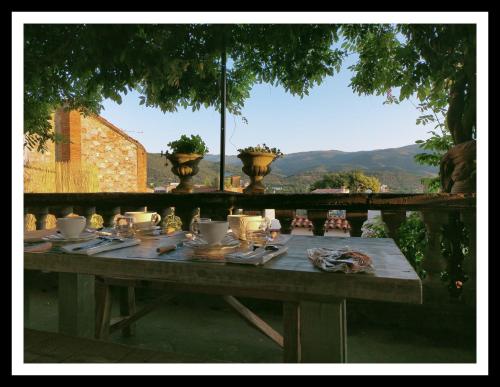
238, 152, 276, 194
166, 153, 203, 193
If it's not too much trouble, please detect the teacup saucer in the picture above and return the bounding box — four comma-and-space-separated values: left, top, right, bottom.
42, 231, 97, 244
134, 225, 161, 231
184, 237, 240, 249
134, 226, 162, 236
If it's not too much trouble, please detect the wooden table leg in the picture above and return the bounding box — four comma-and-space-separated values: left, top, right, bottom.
95, 279, 112, 340
119, 287, 136, 337
283, 302, 301, 362
24, 271, 33, 326
58, 273, 95, 339
297, 299, 347, 363
24, 285, 30, 326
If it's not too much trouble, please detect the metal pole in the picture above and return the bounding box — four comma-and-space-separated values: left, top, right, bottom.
219, 40, 227, 192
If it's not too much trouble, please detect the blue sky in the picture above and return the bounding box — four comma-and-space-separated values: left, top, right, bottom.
101, 56, 434, 155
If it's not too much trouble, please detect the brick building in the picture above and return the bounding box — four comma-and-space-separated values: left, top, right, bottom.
24, 109, 147, 192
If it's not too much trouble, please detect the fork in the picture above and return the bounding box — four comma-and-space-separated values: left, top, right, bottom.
71, 236, 124, 251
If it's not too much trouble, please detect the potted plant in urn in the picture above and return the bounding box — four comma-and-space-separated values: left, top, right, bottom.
237, 144, 284, 194
161, 135, 209, 193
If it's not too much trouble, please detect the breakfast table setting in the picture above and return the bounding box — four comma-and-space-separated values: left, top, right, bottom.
24, 211, 422, 363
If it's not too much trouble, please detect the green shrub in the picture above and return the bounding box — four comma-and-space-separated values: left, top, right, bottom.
166, 134, 209, 155
237, 143, 284, 159
396, 212, 427, 278
361, 216, 389, 238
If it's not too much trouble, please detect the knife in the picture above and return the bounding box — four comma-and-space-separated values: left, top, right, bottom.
71, 237, 122, 251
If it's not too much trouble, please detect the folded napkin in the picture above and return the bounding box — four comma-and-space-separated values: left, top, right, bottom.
307, 247, 374, 274
24, 242, 53, 253
24, 228, 58, 243
226, 245, 288, 266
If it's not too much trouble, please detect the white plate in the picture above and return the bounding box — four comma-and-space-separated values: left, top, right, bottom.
184, 238, 241, 249
42, 232, 97, 244
134, 225, 161, 231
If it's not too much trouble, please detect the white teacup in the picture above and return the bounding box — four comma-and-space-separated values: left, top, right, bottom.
57, 216, 86, 239
198, 221, 229, 246
227, 215, 263, 240
123, 212, 161, 230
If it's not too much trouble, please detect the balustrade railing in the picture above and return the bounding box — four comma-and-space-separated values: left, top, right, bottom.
24, 192, 476, 305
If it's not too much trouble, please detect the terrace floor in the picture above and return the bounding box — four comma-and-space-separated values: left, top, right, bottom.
25, 276, 476, 364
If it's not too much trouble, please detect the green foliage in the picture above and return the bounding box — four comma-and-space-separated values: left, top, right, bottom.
413, 100, 454, 192
361, 216, 389, 238
341, 24, 476, 145
165, 134, 209, 155
440, 214, 470, 299
24, 24, 345, 151
237, 143, 284, 158
25, 24, 476, 155
396, 212, 427, 278
310, 170, 381, 192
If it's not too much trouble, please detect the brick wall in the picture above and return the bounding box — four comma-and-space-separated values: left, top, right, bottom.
24, 110, 148, 192
55, 109, 82, 163
80, 114, 147, 192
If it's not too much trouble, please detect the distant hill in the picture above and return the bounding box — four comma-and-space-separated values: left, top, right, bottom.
147, 153, 241, 188
148, 144, 437, 192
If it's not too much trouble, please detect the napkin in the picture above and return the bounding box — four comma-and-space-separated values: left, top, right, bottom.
226, 245, 288, 266
24, 241, 53, 253
307, 247, 374, 273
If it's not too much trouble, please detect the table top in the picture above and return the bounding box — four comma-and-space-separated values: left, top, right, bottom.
24, 234, 422, 304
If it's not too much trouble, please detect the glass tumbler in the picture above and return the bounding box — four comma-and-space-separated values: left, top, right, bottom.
245, 219, 269, 248
190, 217, 212, 238
114, 215, 136, 238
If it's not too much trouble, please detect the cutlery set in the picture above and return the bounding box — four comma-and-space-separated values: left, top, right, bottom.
71, 236, 126, 251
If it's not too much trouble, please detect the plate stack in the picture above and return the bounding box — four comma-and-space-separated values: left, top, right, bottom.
184, 234, 244, 261
42, 231, 97, 245
134, 225, 162, 237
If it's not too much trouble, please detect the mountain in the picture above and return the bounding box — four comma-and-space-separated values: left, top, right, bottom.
204, 144, 436, 176
147, 153, 242, 188
148, 144, 438, 192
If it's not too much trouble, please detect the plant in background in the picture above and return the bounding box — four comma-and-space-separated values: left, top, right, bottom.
161, 135, 208, 193
237, 143, 284, 159
440, 214, 470, 299
396, 212, 427, 278
361, 216, 389, 238
165, 134, 209, 155
310, 170, 381, 193
412, 100, 454, 192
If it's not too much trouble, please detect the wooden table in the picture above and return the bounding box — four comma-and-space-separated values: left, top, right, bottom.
24, 235, 422, 363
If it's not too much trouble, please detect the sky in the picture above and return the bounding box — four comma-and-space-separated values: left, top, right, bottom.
100, 55, 434, 156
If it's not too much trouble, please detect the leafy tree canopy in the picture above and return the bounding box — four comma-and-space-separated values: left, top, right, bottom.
342, 24, 475, 146
310, 170, 381, 193
413, 101, 454, 192
24, 24, 344, 151
24, 23, 476, 155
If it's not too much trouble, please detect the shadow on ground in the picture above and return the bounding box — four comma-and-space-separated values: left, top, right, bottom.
25, 273, 476, 364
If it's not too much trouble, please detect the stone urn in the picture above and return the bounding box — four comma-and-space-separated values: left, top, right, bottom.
165, 153, 203, 193
238, 151, 277, 194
